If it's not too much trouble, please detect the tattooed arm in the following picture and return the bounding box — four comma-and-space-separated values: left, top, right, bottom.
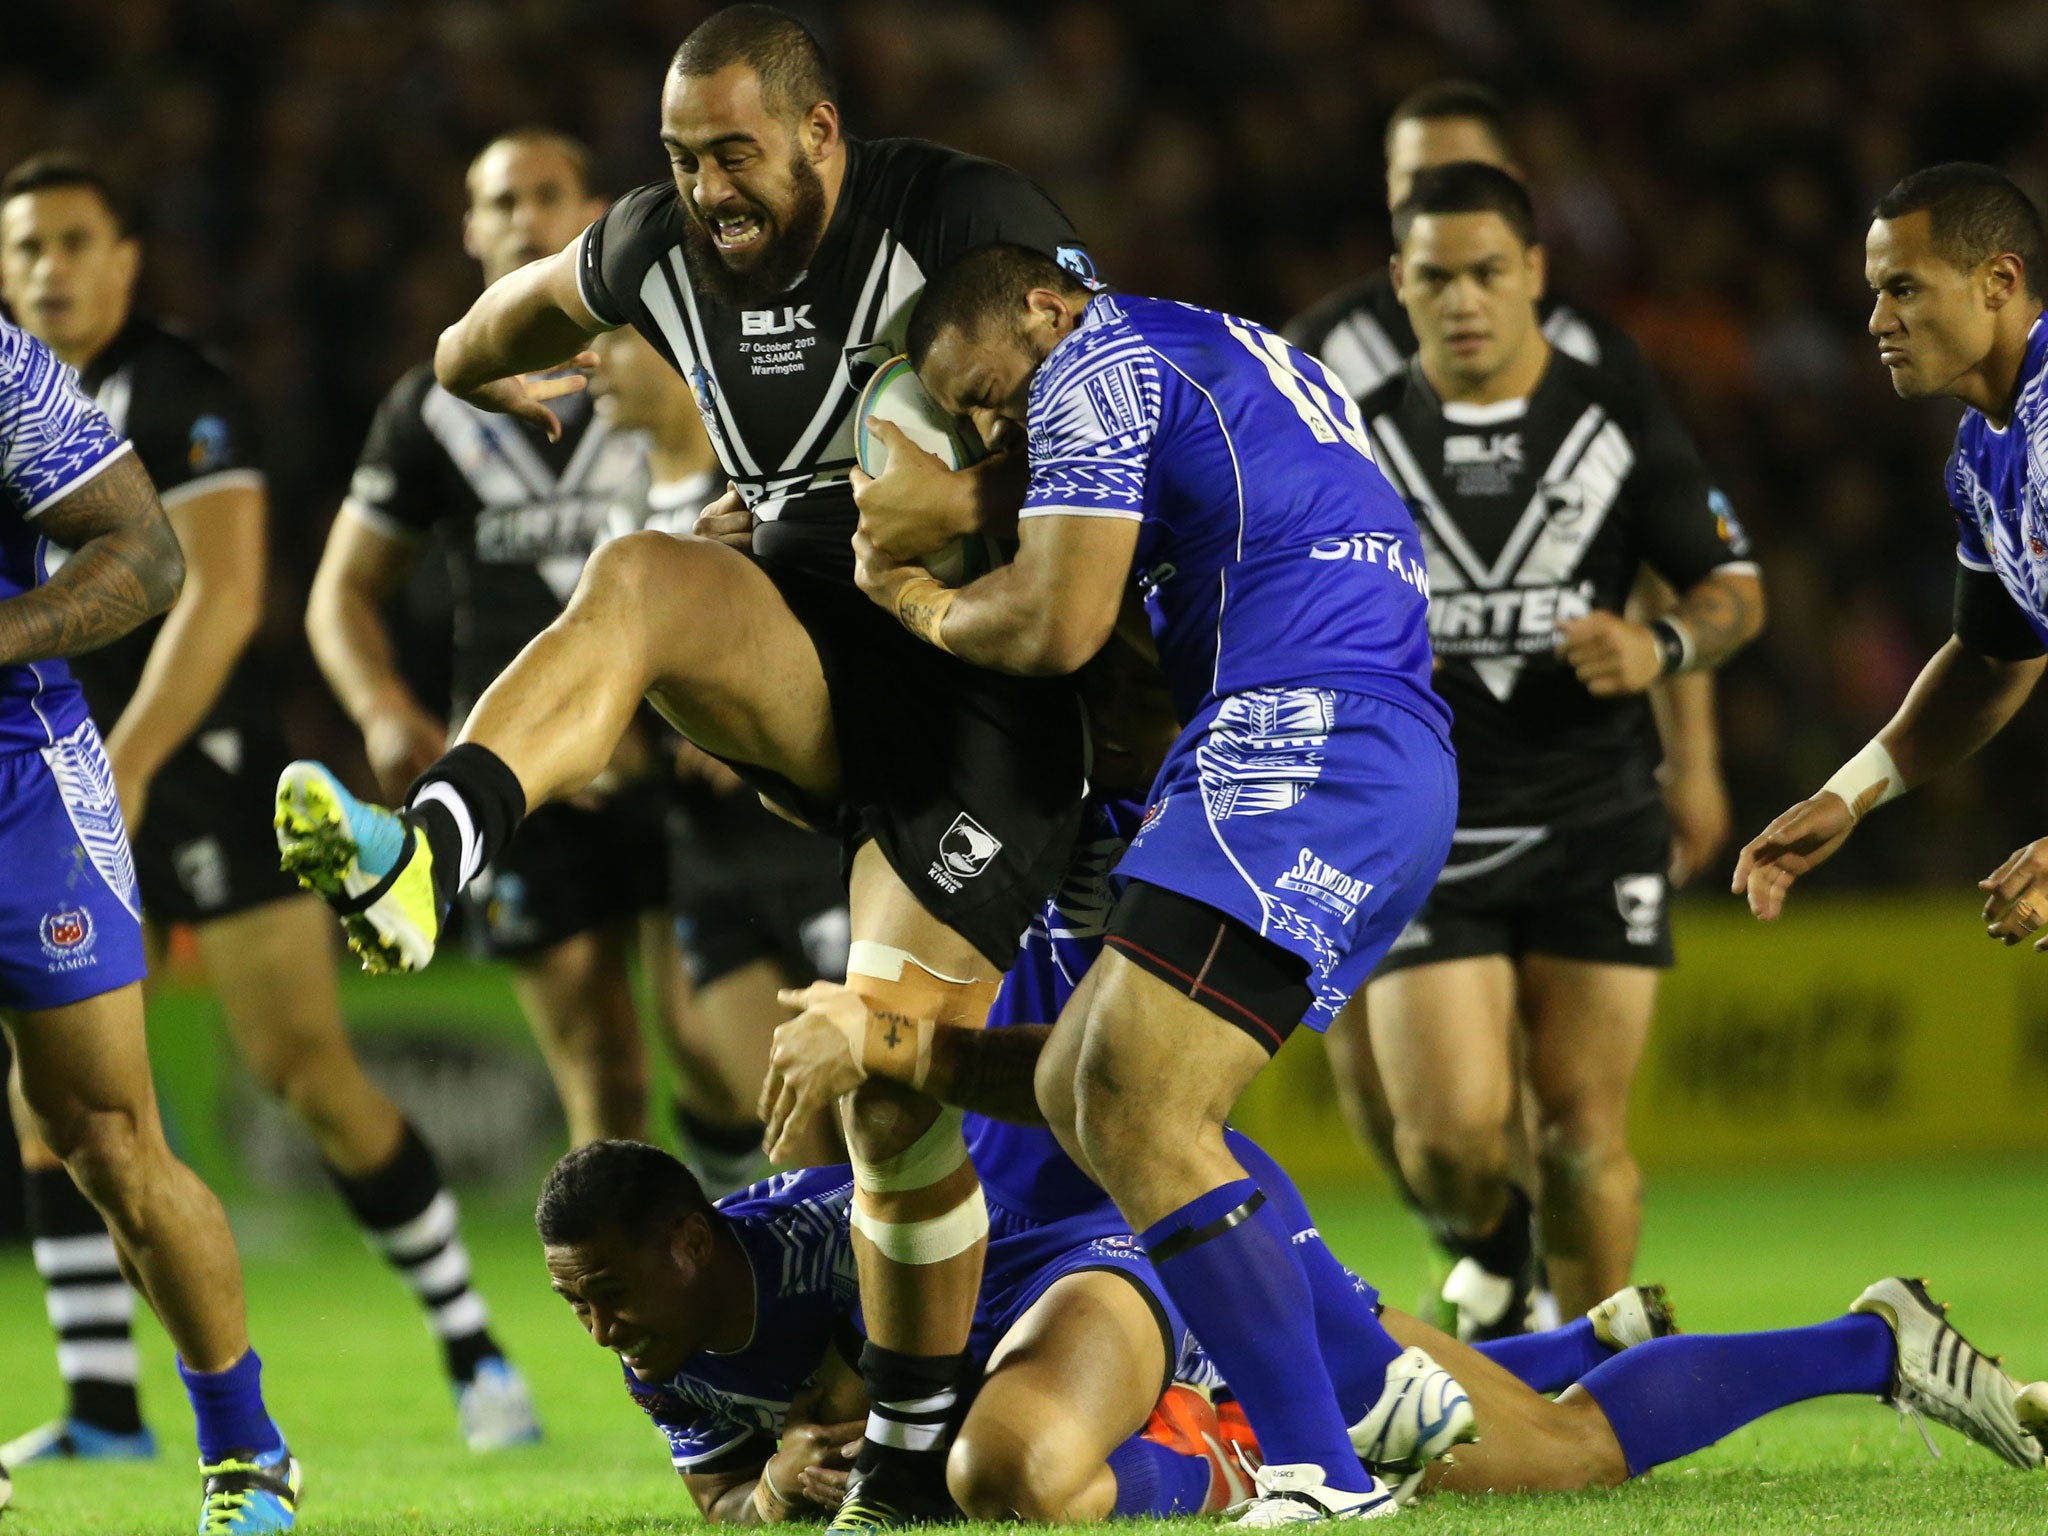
0, 451, 185, 667
1558, 567, 1764, 698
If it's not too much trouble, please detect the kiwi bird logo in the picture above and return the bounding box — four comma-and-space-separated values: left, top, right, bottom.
940, 814, 1003, 878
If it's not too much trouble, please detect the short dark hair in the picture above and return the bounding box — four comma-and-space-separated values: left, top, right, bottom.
466, 127, 596, 203
906, 242, 1091, 369
1384, 80, 1515, 161
671, 4, 837, 122
0, 153, 137, 237
1874, 162, 2045, 298
1391, 161, 1538, 248
534, 1140, 716, 1247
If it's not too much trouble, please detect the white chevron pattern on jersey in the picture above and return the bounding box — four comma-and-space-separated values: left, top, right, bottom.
39, 720, 142, 919
1, 317, 130, 519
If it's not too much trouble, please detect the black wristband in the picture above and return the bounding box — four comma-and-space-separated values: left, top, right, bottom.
1650, 617, 1691, 675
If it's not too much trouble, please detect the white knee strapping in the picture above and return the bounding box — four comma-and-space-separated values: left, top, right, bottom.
849, 1104, 969, 1194
847, 940, 975, 986
849, 1187, 989, 1265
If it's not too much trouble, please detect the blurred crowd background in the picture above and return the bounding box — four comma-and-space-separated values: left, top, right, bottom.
7, 0, 2048, 890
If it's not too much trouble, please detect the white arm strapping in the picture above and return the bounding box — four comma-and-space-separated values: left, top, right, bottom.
1821, 739, 1905, 819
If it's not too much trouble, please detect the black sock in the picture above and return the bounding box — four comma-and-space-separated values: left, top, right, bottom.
1437, 1182, 1538, 1283
25, 1167, 144, 1435
854, 1341, 966, 1488
675, 1104, 768, 1200
326, 1122, 503, 1384
405, 743, 527, 910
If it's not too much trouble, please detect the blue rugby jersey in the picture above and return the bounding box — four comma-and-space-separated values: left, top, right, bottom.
1948, 314, 2048, 646
1018, 293, 1448, 734
626, 1166, 858, 1476
0, 316, 132, 752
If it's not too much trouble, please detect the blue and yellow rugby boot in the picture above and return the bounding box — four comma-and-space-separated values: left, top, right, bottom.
275, 761, 441, 974
198, 1442, 301, 1533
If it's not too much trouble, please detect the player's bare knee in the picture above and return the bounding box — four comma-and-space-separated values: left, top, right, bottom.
843, 1075, 942, 1163
1535, 1093, 1632, 1173
947, 1421, 1082, 1522
1397, 1120, 1509, 1206
57, 1109, 156, 1234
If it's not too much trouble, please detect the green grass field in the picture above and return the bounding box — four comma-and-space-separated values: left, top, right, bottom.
3, 1159, 2045, 1535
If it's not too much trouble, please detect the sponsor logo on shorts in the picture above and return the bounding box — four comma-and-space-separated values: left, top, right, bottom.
1276, 847, 1374, 922
1614, 873, 1666, 946
1084, 1234, 1140, 1260
929, 813, 1003, 894
39, 906, 98, 971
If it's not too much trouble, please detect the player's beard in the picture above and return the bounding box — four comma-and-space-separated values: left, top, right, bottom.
682, 150, 829, 309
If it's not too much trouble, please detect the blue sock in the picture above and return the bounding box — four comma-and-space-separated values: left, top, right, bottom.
1105, 1434, 1214, 1516
1226, 1131, 1403, 1419
1577, 1314, 1894, 1476
1475, 1317, 1614, 1394
1141, 1179, 1372, 1494
177, 1349, 283, 1464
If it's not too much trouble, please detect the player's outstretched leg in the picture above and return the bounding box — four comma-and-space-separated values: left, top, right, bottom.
9, 985, 299, 1532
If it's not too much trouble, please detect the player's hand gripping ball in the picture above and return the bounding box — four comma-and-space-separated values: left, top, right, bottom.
851, 356, 1003, 585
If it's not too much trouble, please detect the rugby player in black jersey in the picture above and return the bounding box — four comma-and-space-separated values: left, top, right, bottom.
1287, 82, 1740, 1336
0, 155, 532, 1460
1351, 164, 1763, 1335
275, 8, 1093, 1525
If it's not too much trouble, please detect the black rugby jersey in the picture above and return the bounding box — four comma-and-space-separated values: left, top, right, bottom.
1357, 353, 1752, 829
577, 136, 1086, 579
1285, 269, 1649, 403
68, 316, 266, 726
345, 365, 650, 718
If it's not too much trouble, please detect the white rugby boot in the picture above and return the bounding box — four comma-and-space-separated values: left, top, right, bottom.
1229, 1463, 1398, 1525
1347, 1346, 1477, 1477
1851, 1277, 2042, 1469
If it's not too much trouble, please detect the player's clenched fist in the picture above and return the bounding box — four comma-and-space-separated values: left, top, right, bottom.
1557, 610, 1664, 696
1731, 791, 1857, 920
1979, 837, 2048, 948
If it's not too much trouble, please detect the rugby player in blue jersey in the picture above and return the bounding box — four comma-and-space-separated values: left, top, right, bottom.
0, 315, 298, 1531
840, 243, 1458, 1522
1736, 165, 2048, 946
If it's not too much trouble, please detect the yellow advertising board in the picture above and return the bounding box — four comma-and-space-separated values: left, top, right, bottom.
1231, 894, 2048, 1183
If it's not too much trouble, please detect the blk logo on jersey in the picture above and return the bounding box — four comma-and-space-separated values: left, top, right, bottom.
741, 305, 814, 336
39, 905, 97, 968
1444, 432, 1523, 496
930, 813, 1003, 893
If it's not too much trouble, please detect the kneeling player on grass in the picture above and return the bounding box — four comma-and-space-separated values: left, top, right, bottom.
765, 800, 2048, 1505
536, 1140, 1254, 1524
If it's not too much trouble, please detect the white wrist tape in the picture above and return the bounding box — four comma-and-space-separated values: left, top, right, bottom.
849, 1187, 989, 1264
849, 1105, 968, 1194
1821, 739, 1904, 819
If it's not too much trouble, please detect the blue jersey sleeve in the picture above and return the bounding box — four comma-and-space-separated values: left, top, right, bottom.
625, 1370, 772, 1476
1018, 309, 1164, 523
1, 320, 132, 519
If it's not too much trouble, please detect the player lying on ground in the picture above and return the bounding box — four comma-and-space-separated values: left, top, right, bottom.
1737, 165, 2048, 942
763, 798, 2047, 1508
1, 314, 298, 1532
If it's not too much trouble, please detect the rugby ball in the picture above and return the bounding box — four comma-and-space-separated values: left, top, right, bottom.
855, 355, 1004, 586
